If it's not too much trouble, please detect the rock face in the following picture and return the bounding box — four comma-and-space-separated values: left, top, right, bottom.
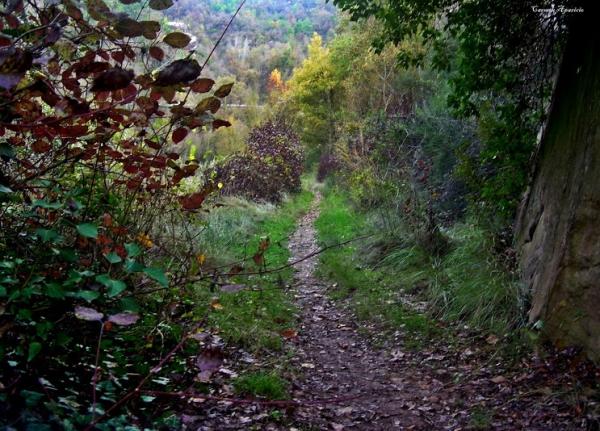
516, 5, 600, 360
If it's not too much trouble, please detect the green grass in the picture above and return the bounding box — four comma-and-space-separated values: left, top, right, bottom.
315, 188, 438, 341
233, 372, 288, 400
193, 190, 313, 352
315, 185, 525, 338
428, 223, 526, 333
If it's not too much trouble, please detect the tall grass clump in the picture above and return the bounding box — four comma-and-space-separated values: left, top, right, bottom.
428, 223, 527, 333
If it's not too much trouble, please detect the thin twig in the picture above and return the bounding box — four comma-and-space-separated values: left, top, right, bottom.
141, 390, 364, 407
84, 324, 199, 430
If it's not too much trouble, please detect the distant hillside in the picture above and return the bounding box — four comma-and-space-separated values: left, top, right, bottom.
165, 0, 338, 100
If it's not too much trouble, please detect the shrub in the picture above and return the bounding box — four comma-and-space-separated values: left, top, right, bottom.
219, 120, 304, 202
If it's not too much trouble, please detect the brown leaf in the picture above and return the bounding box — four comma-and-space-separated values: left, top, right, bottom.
108, 312, 139, 326
114, 17, 143, 37
149, 46, 164, 61
163, 31, 191, 48
172, 127, 188, 143
190, 78, 215, 93
31, 140, 51, 153
212, 119, 231, 130
280, 329, 298, 339
149, 0, 172, 10
91, 68, 133, 92
253, 252, 264, 266
140, 20, 160, 39
179, 191, 206, 210
196, 348, 223, 373
491, 375, 507, 384
154, 59, 201, 87
74, 306, 103, 321
214, 82, 234, 98
195, 96, 220, 114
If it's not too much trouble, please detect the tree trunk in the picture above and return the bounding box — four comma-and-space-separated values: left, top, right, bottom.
515, 3, 600, 360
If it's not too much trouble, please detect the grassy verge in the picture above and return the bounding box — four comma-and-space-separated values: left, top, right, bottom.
315, 189, 438, 341
315, 185, 526, 344
193, 190, 313, 353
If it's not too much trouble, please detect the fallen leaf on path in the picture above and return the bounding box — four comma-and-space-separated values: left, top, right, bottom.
281, 329, 298, 339
220, 284, 245, 293
491, 375, 507, 384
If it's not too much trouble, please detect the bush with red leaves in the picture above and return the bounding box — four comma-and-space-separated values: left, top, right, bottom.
219, 120, 304, 202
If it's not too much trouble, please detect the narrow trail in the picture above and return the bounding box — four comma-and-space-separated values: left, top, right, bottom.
288, 194, 437, 430
285, 194, 586, 431
184, 194, 588, 430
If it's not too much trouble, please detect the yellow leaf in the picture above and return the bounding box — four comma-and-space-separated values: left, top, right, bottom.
196, 254, 206, 266
210, 298, 223, 310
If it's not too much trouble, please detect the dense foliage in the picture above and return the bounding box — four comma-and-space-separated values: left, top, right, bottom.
330, 0, 580, 222
0, 0, 236, 426
219, 120, 304, 202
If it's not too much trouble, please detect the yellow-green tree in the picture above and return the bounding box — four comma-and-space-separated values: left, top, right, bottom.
285, 33, 340, 159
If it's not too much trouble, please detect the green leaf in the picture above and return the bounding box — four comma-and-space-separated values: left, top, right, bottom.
32, 200, 62, 209
76, 223, 98, 238
35, 228, 62, 243
0, 142, 15, 159
119, 297, 140, 312
60, 248, 78, 263
143, 267, 168, 287
0, 286, 6, 296
96, 274, 127, 297
0, 184, 12, 193
125, 243, 141, 258
76, 290, 100, 302
163, 31, 191, 48
124, 258, 144, 273
27, 341, 42, 361
45, 283, 65, 299
104, 252, 122, 264
20, 390, 44, 407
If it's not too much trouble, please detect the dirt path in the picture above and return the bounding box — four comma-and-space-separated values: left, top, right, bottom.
288, 195, 435, 430
184, 194, 591, 430
285, 194, 588, 431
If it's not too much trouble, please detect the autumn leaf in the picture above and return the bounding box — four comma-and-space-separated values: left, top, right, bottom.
195, 96, 221, 114
179, 191, 206, 211
154, 59, 201, 86
253, 252, 264, 266
214, 82, 234, 98
74, 306, 103, 321
108, 312, 140, 326
213, 119, 231, 130
149, 0, 173, 10
281, 329, 298, 339
149, 46, 164, 61
91, 68, 134, 92
190, 78, 215, 93
140, 21, 161, 40
210, 298, 223, 310
163, 32, 191, 48
114, 17, 143, 38
172, 127, 188, 143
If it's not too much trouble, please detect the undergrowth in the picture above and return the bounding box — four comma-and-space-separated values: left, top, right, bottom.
233, 372, 289, 400
315, 189, 439, 341
193, 190, 313, 352
315, 186, 526, 342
